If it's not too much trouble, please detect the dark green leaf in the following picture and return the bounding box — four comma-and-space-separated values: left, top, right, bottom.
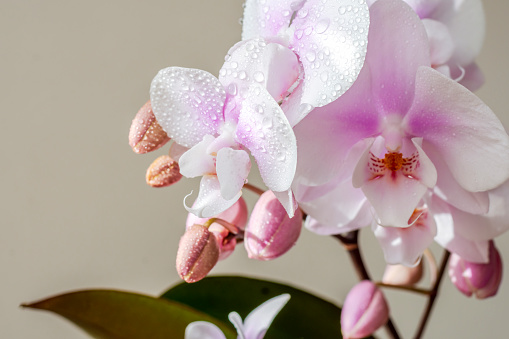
22, 289, 236, 339
161, 276, 343, 339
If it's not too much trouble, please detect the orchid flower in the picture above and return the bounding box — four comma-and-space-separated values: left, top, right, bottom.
150, 67, 297, 218
293, 0, 509, 264
224, 0, 370, 126
368, 0, 486, 90
185, 294, 290, 339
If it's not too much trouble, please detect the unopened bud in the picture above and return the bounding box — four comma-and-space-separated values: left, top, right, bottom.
146, 155, 182, 187
448, 241, 503, 299
186, 198, 248, 260
245, 191, 302, 260
129, 100, 170, 154
382, 262, 423, 286
176, 224, 219, 283
341, 280, 390, 339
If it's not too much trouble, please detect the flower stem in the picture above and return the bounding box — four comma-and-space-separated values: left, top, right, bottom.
334, 231, 401, 339
413, 250, 451, 339
243, 183, 265, 196
375, 282, 431, 296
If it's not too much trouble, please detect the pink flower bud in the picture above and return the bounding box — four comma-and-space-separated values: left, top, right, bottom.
448, 241, 503, 299
244, 191, 302, 261
129, 100, 170, 154
185, 198, 248, 260
382, 262, 423, 286
145, 155, 182, 187
176, 225, 219, 283
341, 280, 390, 339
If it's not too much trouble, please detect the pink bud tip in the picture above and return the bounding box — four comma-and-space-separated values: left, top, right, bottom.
448, 241, 503, 299
341, 280, 390, 339
176, 225, 219, 283
146, 155, 182, 187
244, 191, 302, 261
129, 100, 170, 154
382, 262, 423, 286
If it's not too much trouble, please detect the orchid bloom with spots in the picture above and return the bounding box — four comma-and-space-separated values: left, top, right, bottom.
293, 0, 509, 265
367, 0, 486, 91
150, 67, 297, 218
185, 294, 290, 339
225, 0, 370, 127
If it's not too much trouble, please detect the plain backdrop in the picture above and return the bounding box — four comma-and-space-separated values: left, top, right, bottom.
2, 1, 509, 338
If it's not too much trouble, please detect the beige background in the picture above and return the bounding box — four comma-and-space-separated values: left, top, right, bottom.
2, 1, 509, 338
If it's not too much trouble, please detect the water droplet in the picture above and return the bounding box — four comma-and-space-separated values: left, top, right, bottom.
315, 18, 330, 34
305, 51, 316, 62
227, 83, 238, 96
320, 72, 328, 82
253, 71, 265, 82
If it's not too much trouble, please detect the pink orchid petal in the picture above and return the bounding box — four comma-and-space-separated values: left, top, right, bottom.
450, 62, 485, 92
366, 0, 430, 115
424, 141, 489, 214
412, 138, 438, 188
243, 294, 291, 339
437, 0, 485, 66
406, 67, 509, 192
431, 195, 489, 262
293, 66, 380, 186
373, 211, 437, 266
185, 176, 242, 218
304, 189, 371, 235
168, 141, 189, 163
150, 67, 225, 147
185, 321, 227, 339
236, 84, 297, 192
220, 39, 300, 103
178, 135, 216, 178
404, 0, 441, 17
272, 189, 297, 218
241, 0, 297, 41
289, 0, 369, 108
216, 148, 251, 201
422, 19, 454, 66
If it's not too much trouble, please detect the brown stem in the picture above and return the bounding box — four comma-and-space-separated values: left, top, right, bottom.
375, 282, 431, 296
334, 231, 401, 339
413, 250, 451, 339
243, 183, 265, 196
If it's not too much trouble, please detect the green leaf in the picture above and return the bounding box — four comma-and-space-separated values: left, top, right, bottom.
22, 289, 236, 339
161, 276, 343, 339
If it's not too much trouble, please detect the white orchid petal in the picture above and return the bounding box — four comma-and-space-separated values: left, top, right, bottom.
185, 176, 241, 218
242, 0, 296, 41
179, 135, 216, 178
243, 294, 291, 339
150, 67, 225, 147
220, 39, 300, 103
168, 141, 189, 163
431, 195, 490, 263
406, 67, 509, 192
422, 19, 454, 66
373, 212, 436, 266
236, 84, 297, 192
185, 321, 227, 339
289, 0, 369, 108
216, 148, 251, 201
272, 189, 297, 218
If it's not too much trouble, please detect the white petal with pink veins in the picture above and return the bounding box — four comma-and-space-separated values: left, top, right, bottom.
216, 148, 251, 201
242, 294, 291, 339
185, 176, 242, 218
219, 38, 300, 103
366, 0, 430, 116
406, 67, 509, 192
289, 0, 369, 108
374, 208, 437, 266
241, 0, 298, 41
421, 19, 454, 66
272, 189, 297, 218
236, 84, 297, 192
150, 67, 225, 148
431, 195, 489, 263
179, 135, 216, 178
